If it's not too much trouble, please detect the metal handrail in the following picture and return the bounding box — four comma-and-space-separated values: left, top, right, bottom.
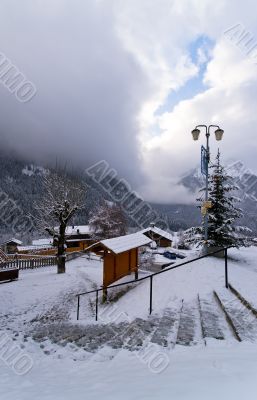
76, 246, 231, 321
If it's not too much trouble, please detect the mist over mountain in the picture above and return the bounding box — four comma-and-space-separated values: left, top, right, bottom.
0, 152, 256, 244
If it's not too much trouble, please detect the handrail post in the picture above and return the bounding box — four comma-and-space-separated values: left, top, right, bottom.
149, 275, 153, 315
225, 248, 228, 288
103, 287, 108, 303
96, 290, 99, 321
77, 295, 80, 320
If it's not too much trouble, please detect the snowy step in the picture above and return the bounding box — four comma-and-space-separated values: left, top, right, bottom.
75, 319, 155, 352
32, 322, 88, 344
31, 290, 257, 354
229, 284, 257, 318
150, 300, 183, 347
122, 318, 156, 351
75, 324, 120, 352
198, 294, 225, 340
214, 289, 257, 342
176, 300, 202, 346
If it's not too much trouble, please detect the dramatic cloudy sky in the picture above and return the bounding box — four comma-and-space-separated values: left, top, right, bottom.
0, 0, 257, 203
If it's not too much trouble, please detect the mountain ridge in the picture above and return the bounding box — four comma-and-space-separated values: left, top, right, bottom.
0, 153, 256, 243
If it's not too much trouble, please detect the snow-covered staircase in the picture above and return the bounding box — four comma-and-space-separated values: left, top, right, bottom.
198, 293, 225, 341
150, 299, 183, 347
175, 300, 201, 346
27, 286, 257, 358
214, 289, 257, 342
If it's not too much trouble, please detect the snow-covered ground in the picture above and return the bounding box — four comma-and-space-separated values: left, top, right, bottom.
1, 247, 257, 399
0, 256, 103, 331
2, 339, 257, 400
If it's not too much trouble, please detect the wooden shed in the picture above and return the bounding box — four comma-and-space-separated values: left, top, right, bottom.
87, 232, 152, 291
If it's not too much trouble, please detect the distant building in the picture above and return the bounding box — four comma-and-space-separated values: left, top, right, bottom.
16, 238, 54, 254
138, 224, 173, 248
17, 226, 96, 256
32, 238, 53, 246
0, 238, 22, 254
60, 225, 95, 251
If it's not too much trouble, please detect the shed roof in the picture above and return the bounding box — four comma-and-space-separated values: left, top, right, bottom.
87, 232, 152, 255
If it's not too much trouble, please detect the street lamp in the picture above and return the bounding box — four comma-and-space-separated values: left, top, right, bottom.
191, 124, 224, 249
214, 128, 224, 141
191, 128, 200, 141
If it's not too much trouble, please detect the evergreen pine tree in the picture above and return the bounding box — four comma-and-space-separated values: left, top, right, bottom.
184, 150, 251, 249
205, 150, 250, 248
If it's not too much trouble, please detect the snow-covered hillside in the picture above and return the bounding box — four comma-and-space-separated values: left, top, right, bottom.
1, 248, 257, 398
22, 164, 49, 177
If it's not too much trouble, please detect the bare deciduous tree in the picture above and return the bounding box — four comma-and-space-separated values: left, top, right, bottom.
89, 201, 127, 239
35, 172, 85, 273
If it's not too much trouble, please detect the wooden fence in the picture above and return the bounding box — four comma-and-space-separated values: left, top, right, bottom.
0, 256, 57, 270
0, 250, 84, 271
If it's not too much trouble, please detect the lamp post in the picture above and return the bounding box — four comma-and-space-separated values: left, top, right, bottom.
191, 125, 224, 249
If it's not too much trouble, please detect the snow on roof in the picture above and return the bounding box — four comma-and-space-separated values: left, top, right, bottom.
18, 244, 54, 251
54, 225, 93, 235
139, 227, 173, 241
32, 238, 53, 246
66, 238, 92, 242
1, 238, 22, 245
89, 232, 152, 254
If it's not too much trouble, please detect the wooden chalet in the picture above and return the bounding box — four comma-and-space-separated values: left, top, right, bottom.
0, 238, 22, 254
17, 225, 96, 256
63, 225, 95, 252
139, 225, 173, 247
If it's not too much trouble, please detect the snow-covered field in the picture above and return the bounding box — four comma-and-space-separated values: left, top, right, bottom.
1, 248, 257, 399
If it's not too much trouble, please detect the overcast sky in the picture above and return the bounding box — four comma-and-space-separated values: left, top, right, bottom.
0, 0, 257, 204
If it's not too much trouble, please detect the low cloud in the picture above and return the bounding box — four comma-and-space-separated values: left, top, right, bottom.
1, 0, 257, 204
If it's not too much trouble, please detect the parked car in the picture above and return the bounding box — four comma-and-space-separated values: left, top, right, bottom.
163, 251, 176, 260
175, 253, 186, 259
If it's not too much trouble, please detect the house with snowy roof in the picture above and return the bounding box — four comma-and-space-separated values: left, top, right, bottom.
18, 239, 54, 254
0, 238, 22, 254
138, 223, 173, 248
60, 225, 95, 252
18, 226, 96, 256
